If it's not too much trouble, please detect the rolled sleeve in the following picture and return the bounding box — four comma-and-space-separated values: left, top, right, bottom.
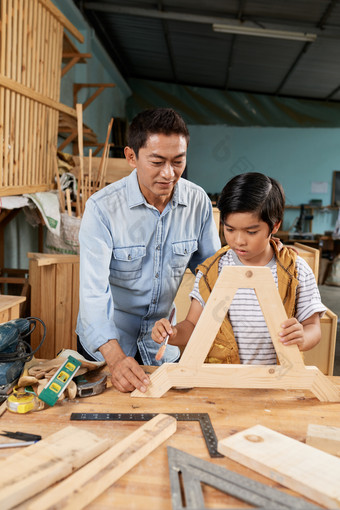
77, 199, 119, 354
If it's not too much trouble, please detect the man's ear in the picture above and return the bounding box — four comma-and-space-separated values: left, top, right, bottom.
124, 146, 138, 169
271, 220, 281, 235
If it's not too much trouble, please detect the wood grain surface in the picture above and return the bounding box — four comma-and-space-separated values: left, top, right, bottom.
1, 367, 339, 509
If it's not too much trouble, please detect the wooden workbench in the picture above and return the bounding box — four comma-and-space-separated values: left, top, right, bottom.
1, 369, 340, 509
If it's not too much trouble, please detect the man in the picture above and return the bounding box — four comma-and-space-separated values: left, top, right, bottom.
76, 108, 221, 393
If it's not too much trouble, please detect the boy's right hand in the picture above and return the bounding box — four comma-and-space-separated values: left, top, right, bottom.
151, 319, 177, 345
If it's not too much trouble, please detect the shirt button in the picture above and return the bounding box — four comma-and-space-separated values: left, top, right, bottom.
128, 254, 131, 260
184, 249, 187, 254
156, 245, 161, 250
155, 273, 159, 278
153, 299, 156, 304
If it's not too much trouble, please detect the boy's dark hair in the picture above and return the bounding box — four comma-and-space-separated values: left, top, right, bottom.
127, 108, 190, 156
217, 172, 285, 232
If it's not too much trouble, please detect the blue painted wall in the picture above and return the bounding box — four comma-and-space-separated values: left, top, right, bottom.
187, 126, 339, 234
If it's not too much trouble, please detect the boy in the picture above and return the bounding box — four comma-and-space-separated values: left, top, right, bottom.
152, 172, 326, 364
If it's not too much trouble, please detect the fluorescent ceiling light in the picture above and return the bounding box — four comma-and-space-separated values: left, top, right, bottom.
213, 23, 317, 42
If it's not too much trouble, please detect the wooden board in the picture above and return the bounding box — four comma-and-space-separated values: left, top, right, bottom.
306, 424, 340, 457
28, 414, 176, 510
72, 155, 132, 184
0, 295, 26, 322
0, 426, 110, 510
218, 424, 340, 509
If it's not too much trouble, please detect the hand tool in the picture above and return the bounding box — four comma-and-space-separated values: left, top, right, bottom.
70, 411, 223, 458
0, 430, 42, 449
167, 447, 322, 510
155, 307, 175, 361
75, 373, 107, 397
39, 355, 82, 406
6, 386, 42, 414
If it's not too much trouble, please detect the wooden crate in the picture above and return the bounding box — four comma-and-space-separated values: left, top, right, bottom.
0, 295, 26, 323
28, 253, 79, 358
0, 0, 83, 196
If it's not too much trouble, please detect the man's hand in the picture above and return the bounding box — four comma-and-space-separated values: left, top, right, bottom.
152, 319, 177, 345
99, 339, 150, 393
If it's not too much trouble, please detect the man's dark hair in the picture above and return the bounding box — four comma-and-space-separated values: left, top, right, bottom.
217, 172, 285, 232
127, 108, 190, 156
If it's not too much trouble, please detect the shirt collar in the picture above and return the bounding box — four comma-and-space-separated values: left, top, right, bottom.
126, 169, 188, 209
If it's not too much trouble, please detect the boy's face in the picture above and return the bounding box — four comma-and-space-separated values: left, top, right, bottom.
223, 212, 280, 266
124, 133, 187, 206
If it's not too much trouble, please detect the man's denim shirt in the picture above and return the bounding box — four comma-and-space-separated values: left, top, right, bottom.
76, 169, 221, 365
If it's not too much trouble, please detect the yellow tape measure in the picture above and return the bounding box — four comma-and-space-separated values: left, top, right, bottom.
6, 387, 42, 414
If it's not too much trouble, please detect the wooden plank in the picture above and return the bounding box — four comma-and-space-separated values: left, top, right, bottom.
37, 264, 56, 359
294, 242, 320, 286
27, 252, 79, 266
306, 424, 340, 457
0, 426, 109, 510
38, 0, 84, 42
0, 295, 26, 315
55, 263, 73, 354
30, 414, 177, 510
71, 261, 80, 350
218, 424, 340, 509
0, 75, 77, 117
72, 155, 132, 184
304, 308, 337, 375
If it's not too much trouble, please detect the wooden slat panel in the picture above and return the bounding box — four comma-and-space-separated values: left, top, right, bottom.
0, 0, 79, 195
55, 263, 73, 354
71, 262, 80, 350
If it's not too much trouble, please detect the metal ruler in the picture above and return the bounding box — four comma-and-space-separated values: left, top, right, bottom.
70, 412, 223, 458
168, 447, 322, 510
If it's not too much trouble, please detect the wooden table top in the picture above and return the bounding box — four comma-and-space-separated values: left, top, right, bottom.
0, 294, 26, 313
1, 369, 339, 509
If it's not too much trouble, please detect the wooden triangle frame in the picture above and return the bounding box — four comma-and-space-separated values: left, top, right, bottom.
131, 266, 340, 401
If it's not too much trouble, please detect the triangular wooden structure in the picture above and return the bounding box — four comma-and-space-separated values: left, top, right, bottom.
131, 266, 340, 401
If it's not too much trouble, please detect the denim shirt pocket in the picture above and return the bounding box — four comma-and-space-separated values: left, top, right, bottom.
171, 239, 198, 277
110, 245, 146, 281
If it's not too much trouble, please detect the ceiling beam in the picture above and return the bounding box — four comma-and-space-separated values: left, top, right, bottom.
276, 0, 338, 95
157, 1, 177, 82
82, 2, 340, 40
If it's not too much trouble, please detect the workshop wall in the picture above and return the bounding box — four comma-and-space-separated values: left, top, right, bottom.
187, 125, 339, 234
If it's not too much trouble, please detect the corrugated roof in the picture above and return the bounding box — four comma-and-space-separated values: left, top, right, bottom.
78, 0, 340, 101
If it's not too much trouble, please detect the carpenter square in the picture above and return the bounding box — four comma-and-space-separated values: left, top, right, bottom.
70, 412, 222, 458
167, 447, 322, 510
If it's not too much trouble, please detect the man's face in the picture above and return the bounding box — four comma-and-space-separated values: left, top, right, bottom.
125, 133, 187, 205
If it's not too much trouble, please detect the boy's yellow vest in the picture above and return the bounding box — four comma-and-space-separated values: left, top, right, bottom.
197, 240, 299, 364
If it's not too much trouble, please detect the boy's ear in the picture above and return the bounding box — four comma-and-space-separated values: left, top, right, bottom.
124, 146, 138, 169
271, 221, 281, 235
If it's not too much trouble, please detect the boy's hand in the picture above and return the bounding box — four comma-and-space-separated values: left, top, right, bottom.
279, 318, 304, 348
152, 319, 177, 345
